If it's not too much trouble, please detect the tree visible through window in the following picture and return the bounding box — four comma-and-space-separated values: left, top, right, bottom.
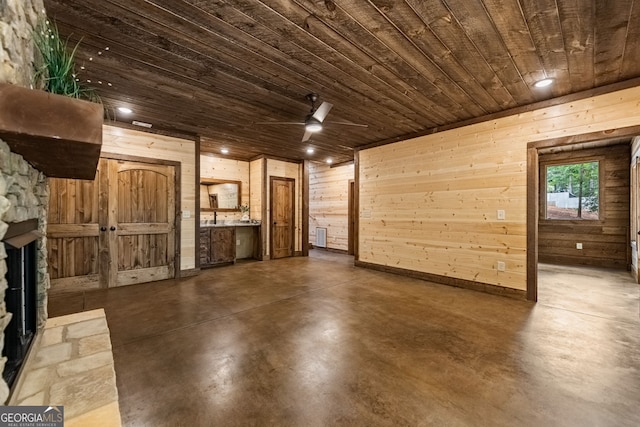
546, 161, 599, 220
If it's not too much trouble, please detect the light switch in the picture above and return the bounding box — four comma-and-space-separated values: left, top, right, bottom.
497, 210, 505, 220
576, 243, 582, 250
236, 239, 240, 246
497, 261, 506, 272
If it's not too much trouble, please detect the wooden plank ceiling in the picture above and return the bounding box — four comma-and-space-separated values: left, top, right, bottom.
44, 0, 640, 164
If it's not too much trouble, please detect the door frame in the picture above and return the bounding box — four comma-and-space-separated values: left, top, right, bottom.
348, 179, 355, 255
526, 125, 640, 301
269, 176, 295, 259
102, 152, 182, 277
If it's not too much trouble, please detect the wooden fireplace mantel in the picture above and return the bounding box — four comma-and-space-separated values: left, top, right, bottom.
0, 83, 103, 180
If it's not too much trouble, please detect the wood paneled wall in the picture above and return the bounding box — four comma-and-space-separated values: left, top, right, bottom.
200, 155, 250, 222
266, 159, 302, 255
250, 158, 265, 259
102, 125, 196, 270
309, 162, 354, 251
538, 144, 630, 269
359, 85, 640, 291
249, 159, 263, 221
630, 137, 640, 280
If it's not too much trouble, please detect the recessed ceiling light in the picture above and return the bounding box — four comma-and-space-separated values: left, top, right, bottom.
306, 147, 314, 154
534, 78, 554, 88
132, 120, 152, 128
221, 148, 229, 154
326, 158, 333, 164
118, 107, 133, 114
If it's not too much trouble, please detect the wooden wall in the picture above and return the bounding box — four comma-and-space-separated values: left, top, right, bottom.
538, 144, 630, 269
249, 158, 265, 259
630, 137, 640, 280
358, 85, 640, 291
309, 162, 354, 251
249, 159, 263, 221
200, 155, 250, 222
266, 159, 302, 255
102, 125, 197, 270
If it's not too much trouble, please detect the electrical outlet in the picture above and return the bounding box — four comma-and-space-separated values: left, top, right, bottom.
182, 210, 191, 219
497, 209, 506, 220
576, 243, 583, 250
497, 261, 506, 272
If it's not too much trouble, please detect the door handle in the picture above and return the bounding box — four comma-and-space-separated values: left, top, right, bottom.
100, 226, 107, 232
110, 226, 116, 231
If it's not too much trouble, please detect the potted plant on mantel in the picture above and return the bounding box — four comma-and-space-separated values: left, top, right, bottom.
0, 19, 103, 180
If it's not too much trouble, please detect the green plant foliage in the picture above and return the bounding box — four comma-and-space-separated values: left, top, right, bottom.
547, 161, 599, 216
32, 19, 99, 102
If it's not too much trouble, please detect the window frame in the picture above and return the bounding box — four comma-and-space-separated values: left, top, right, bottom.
539, 156, 605, 223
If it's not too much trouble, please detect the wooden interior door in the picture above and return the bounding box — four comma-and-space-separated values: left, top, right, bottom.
111, 160, 175, 287
270, 177, 295, 259
48, 158, 176, 291
48, 172, 101, 292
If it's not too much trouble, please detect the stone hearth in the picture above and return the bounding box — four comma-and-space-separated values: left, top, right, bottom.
8, 309, 121, 426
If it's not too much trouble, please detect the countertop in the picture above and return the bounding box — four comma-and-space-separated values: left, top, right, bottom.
200, 221, 261, 228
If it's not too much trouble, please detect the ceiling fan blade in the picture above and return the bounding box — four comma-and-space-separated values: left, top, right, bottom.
324, 121, 369, 128
302, 129, 313, 142
312, 101, 333, 122
254, 121, 305, 125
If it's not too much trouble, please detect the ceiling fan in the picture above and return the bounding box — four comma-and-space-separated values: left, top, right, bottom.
257, 93, 368, 142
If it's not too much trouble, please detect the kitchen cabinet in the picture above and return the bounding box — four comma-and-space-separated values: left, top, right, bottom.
200, 226, 236, 268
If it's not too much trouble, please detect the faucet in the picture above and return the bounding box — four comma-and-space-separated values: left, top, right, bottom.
213, 211, 217, 225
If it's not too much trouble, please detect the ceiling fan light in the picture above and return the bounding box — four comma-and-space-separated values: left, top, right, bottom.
305, 118, 323, 133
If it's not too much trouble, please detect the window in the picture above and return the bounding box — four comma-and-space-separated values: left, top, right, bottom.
546, 161, 599, 220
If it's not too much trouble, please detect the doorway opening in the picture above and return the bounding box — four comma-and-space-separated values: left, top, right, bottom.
528, 128, 640, 313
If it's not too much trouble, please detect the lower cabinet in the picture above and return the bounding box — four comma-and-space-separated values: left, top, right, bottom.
200, 226, 236, 268
211, 227, 236, 264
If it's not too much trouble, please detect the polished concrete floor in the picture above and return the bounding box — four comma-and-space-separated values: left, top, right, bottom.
49, 252, 640, 426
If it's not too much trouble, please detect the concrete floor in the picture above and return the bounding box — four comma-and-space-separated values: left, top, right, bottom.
49, 252, 640, 426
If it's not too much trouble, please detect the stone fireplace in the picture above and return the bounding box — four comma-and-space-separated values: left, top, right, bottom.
0, 3, 120, 423
0, 141, 50, 402
0, 0, 50, 403
2, 219, 43, 387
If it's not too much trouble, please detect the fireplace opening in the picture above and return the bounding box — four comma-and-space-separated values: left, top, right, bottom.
2, 219, 40, 388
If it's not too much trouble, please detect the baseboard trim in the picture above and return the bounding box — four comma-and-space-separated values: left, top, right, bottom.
178, 268, 200, 278
311, 247, 349, 255
354, 260, 527, 300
